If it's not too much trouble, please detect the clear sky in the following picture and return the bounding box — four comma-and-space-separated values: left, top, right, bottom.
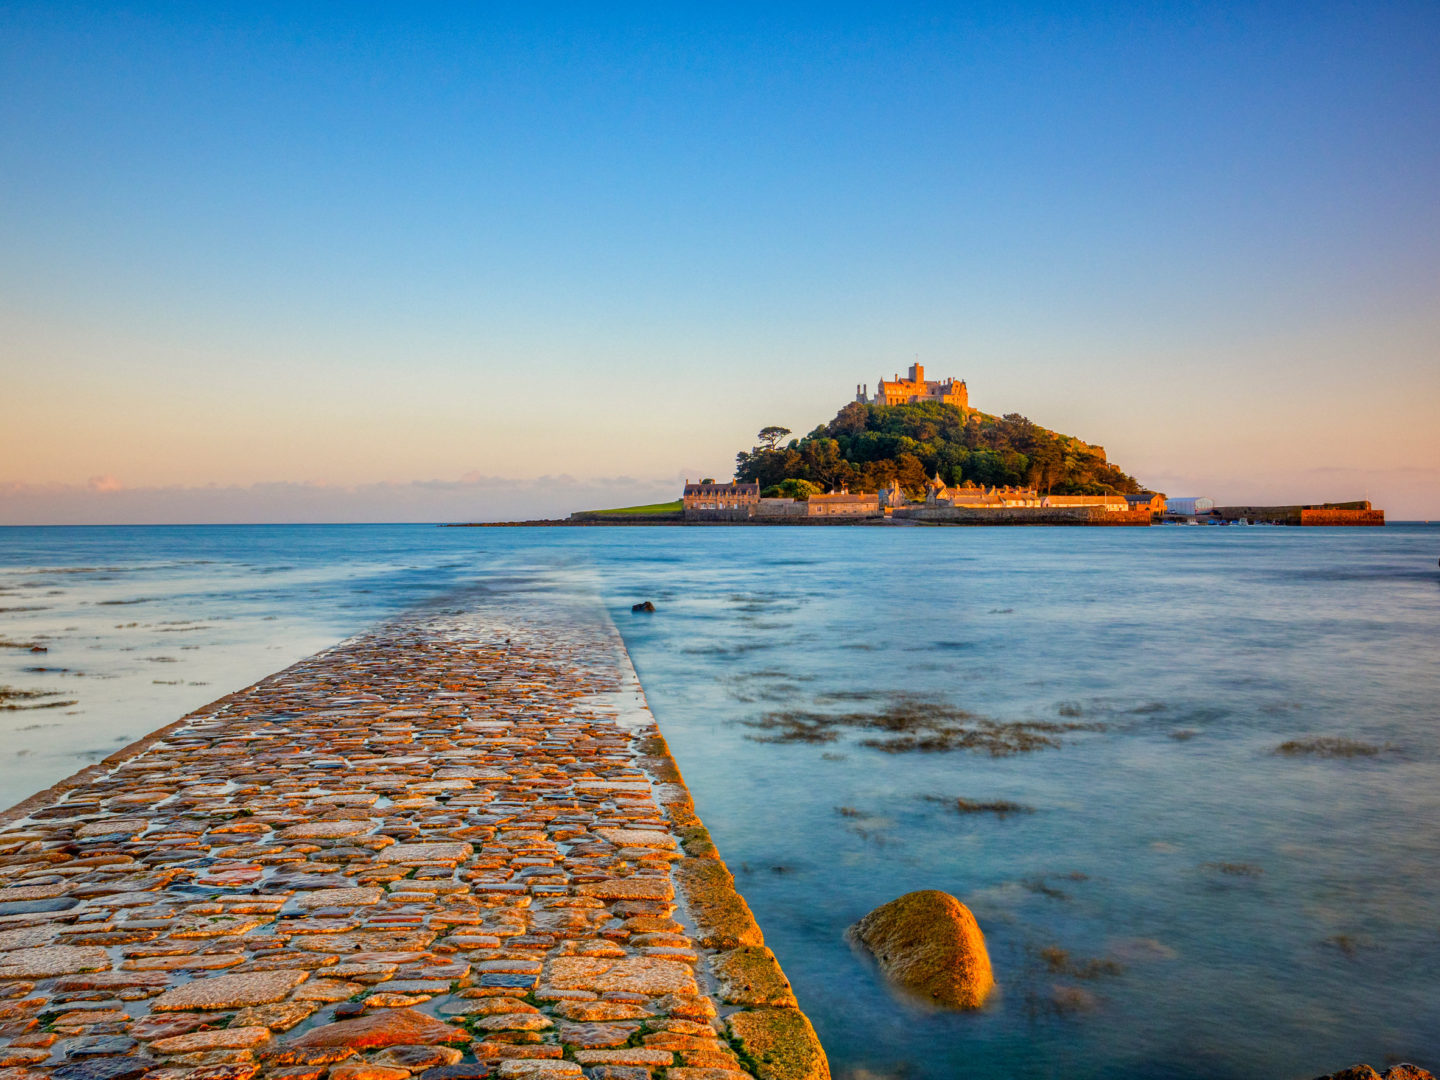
3, 2, 1438, 522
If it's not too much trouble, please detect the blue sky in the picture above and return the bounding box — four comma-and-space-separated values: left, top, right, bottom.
3, 2, 1438, 521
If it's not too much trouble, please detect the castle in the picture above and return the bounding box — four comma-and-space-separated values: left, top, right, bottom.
856, 363, 968, 409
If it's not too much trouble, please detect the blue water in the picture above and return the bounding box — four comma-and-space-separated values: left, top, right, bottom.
2, 523, 1438, 1080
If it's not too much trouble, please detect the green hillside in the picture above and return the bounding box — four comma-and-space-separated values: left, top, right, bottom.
577, 500, 683, 516
736, 401, 1143, 497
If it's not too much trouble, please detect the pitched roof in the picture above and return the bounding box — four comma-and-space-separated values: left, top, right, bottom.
683, 481, 759, 495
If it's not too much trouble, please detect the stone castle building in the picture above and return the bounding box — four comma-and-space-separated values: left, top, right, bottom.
856, 363, 968, 409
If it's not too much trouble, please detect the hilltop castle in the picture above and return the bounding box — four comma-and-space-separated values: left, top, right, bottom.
856, 363, 968, 409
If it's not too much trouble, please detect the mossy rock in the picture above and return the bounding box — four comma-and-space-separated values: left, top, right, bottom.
643, 755, 684, 786
711, 945, 798, 1007
635, 733, 686, 784
848, 889, 994, 1009
728, 1007, 830, 1080
675, 823, 718, 858
674, 857, 764, 950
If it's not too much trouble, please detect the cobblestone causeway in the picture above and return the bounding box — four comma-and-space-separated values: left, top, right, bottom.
0, 598, 828, 1080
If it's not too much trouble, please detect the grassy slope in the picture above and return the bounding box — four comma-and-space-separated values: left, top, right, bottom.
581, 500, 683, 515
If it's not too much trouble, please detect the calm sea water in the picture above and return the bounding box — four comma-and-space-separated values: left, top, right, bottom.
2, 523, 1438, 1080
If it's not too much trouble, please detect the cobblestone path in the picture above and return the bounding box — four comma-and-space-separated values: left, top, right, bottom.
0, 598, 827, 1080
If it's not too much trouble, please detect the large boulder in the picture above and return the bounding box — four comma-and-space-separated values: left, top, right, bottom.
848, 889, 994, 1009
1313, 1067, 1434, 1080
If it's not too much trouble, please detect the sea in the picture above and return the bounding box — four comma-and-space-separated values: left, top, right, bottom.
2, 522, 1438, 1080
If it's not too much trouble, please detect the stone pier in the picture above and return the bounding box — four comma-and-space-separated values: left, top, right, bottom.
0, 596, 827, 1080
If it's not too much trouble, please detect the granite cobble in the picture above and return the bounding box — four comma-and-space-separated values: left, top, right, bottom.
0, 602, 828, 1080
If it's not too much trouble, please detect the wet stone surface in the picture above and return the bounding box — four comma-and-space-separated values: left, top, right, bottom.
0, 603, 767, 1079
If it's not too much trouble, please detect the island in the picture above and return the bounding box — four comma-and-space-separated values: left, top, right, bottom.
457, 367, 1385, 527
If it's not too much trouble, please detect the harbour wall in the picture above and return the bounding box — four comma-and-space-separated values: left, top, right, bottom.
551, 507, 1151, 526
892, 506, 1153, 526
1211, 502, 1385, 526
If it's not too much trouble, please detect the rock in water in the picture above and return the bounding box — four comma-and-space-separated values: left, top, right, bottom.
849, 889, 994, 1008
632, 601, 656, 613
1313, 1068, 1435, 1080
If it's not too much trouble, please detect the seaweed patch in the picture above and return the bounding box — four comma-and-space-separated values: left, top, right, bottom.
744, 694, 1104, 755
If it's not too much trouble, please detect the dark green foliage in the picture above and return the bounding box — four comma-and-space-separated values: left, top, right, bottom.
736, 402, 1141, 496
761, 478, 822, 500
756, 425, 792, 450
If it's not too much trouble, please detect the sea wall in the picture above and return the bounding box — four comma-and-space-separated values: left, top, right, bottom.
567, 511, 686, 524
1298, 508, 1385, 526
681, 508, 755, 523
893, 506, 1153, 526
1212, 503, 1385, 526
0, 596, 827, 1080
754, 500, 808, 519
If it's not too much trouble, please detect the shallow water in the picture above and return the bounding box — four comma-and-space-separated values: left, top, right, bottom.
2, 522, 1438, 1079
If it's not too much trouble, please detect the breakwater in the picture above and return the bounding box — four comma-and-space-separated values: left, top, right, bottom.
1210, 501, 1385, 526
0, 595, 826, 1080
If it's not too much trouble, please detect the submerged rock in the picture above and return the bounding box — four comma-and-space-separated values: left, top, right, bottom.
849, 889, 994, 1008
631, 600, 656, 612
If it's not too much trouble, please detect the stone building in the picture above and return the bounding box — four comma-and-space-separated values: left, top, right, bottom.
1126, 493, 1168, 516
856, 363, 969, 409
925, 476, 1041, 508
1041, 493, 1130, 511
807, 489, 880, 517
878, 479, 910, 510
683, 480, 760, 520
922, 475, 1130, 512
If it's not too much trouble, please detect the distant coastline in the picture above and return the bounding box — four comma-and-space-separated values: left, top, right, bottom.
448, 512, 1150, 527
446, 500, 1385, 529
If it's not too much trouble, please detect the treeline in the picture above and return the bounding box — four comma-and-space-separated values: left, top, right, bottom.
735, 401, 1142, 497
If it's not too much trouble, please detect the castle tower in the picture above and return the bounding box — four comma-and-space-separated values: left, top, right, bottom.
860, 367, 967, 409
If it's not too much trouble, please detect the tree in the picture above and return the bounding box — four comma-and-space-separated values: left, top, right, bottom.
763, 478, 822, 500
829, 402, 868, 437
801, 438, 848, 491
734, 400, 1143, 497
757, 426, 792, 451
894, 453, 930, 497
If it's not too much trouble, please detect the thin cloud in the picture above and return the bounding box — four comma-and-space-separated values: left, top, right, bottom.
0, 471, 680, 526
